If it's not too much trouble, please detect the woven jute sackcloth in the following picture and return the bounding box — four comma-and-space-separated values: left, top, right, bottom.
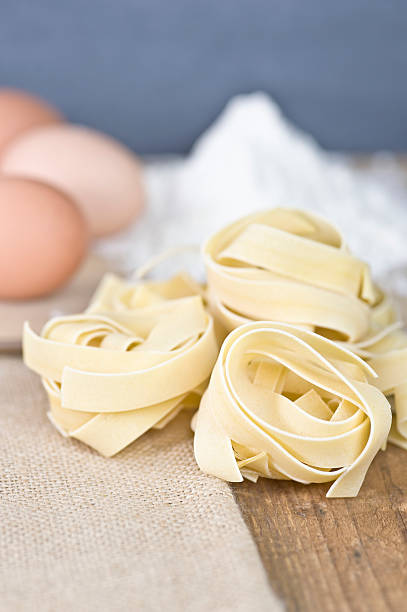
0, 355, 280, 612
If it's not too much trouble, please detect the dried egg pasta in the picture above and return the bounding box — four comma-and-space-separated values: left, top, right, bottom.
203, 209, 379, 341
193, 322, 391, 497
203, 208, 407, 448
343, 297, 407, 449
23, 274, 218, 456
22, 207, 406, 499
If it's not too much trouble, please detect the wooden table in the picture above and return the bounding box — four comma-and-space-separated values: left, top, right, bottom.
232, 444, 407, 612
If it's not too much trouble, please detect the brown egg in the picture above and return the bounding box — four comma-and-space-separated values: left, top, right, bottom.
1, 124, 144, 237
0, 177, 88, 299
0, 89, 63, 157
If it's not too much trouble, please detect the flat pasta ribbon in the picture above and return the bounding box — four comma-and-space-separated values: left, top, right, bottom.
203, 208, 378, 341
23, 274, 218, 456
203, 207, 407, 449
342, 296, 407, 449
193, 322, 391, 498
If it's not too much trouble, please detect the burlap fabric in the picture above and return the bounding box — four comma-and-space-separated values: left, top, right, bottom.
0, 355, 280, 611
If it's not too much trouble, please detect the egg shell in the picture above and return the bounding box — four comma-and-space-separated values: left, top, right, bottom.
1, 124, 145, 237
0, 89, 63, 157
0, 176, 89, 299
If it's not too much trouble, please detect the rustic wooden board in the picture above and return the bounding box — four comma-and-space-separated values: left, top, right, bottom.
232, 441, 407, 612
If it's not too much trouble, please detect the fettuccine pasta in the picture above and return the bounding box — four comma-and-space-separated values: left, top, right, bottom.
23, 274, 218, 456
342, 296, 407, 449
203, 208, 407, 448
22, 207, 406, 499
193, 322, 391, 497
203, 208, 380, 341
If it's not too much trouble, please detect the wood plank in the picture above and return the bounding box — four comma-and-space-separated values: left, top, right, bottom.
232, 443, 407, 612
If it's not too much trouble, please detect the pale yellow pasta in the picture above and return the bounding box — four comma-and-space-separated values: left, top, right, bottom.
342, 297, 407, 449
203, 207, 407, 448
23, 274, 218, 456
193, 322, 391, 497
204, 208, 379, 341
21, 206, 407, 497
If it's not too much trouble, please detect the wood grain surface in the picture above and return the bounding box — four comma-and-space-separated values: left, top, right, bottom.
232, 444, 407, 612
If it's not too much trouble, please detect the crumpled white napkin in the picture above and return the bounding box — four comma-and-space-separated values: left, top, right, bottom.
97, 92, 407, 289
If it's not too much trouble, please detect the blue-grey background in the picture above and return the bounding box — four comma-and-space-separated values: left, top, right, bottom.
1, 1, 406, 154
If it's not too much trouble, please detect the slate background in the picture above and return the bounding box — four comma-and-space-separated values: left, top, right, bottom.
1, 1, 406, 154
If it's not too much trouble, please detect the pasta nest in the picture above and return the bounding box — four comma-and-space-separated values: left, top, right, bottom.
23, 273, 218, 456
193, 322, 391, 497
